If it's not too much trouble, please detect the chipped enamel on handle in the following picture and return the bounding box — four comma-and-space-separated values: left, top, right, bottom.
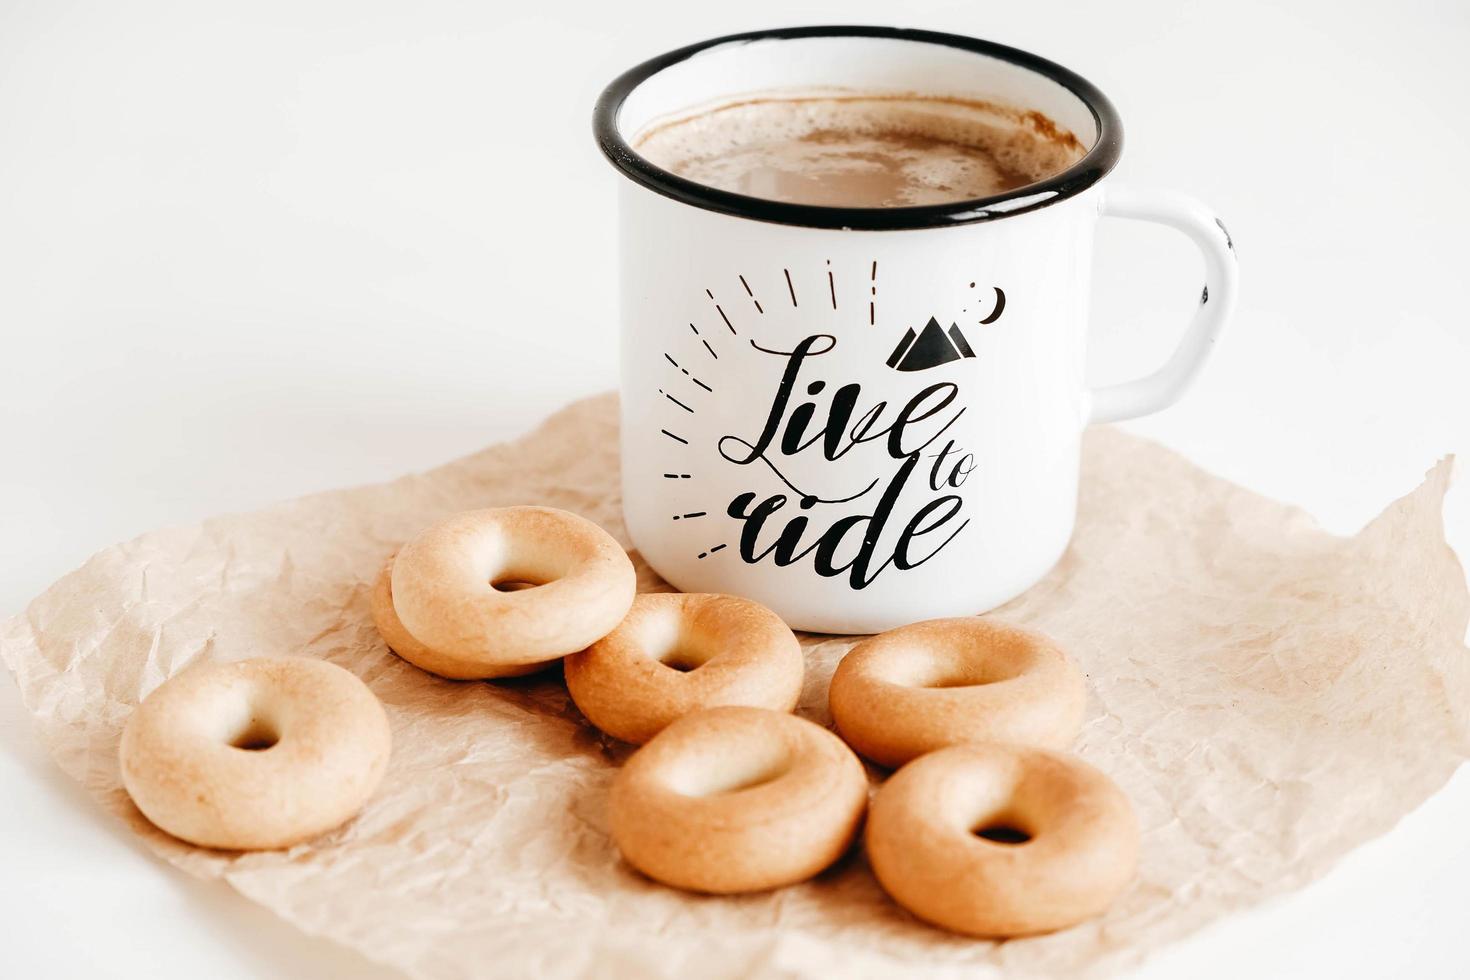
1087, 186, 1238, 424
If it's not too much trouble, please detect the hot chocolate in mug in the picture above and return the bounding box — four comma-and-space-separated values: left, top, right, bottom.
595, 26, 1237, 633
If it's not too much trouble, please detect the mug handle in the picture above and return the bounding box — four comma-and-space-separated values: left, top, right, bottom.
1087, 186, 1239, 424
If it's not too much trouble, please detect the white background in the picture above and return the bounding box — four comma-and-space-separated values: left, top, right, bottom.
2, 0, 1467, 976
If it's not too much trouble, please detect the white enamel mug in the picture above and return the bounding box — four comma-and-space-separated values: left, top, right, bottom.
595, 26, 1237, 634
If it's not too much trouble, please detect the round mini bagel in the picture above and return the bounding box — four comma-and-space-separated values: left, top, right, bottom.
371, 554, 547, 680
564, 592, 803, 744
119, 657, 391, 850
828, 617, 1086, 768
377, 506, 636, 679
609, 706, 868, 894
866, 743, 1138, 936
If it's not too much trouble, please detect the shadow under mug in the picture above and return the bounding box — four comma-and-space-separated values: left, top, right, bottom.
595, 26, 1237, 634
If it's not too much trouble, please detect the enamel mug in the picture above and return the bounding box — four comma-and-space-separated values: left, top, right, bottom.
594, 26, 1237, 633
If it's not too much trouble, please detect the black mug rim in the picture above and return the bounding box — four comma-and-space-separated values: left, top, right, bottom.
593, 25, 1124, 231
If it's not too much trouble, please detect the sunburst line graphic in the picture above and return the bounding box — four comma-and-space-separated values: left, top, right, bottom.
783, 268, 798, 307
870, 260, 878, 326
687, 323, 718, 360
659, 389, 694, 414
663, 352, 713, 392
671, 511, 706, 520
738, 275, 764, 314
696, 543, 728, 559
705, 288, 737, 335
661, 429, 688, 445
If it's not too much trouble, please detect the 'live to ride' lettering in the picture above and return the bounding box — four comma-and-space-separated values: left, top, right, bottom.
717, 334, 975, 590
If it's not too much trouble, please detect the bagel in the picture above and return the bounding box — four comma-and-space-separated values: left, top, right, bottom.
564, 592, 803, 744
609, 706, 867, 893
828, 617, 1086, 767
373, 506, 636, 679
866, 742, 1139, 936
119, 657, 391, 850
372, 553, 546, 680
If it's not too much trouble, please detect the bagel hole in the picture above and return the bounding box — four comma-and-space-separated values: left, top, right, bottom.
972, 821, 1032, 845
667, 749, 792, 797
657, 647, 708, 673
882, 636, 1036, 689
920, 663, 1023, 689
880, 658, 1018, 690
642, 618, 717, 673
929, 675, 991, 689
490, 576, 545, 593
227, 717, 280, 752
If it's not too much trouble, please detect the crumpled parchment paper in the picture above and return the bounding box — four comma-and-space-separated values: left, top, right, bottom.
3, 393, 1468, 979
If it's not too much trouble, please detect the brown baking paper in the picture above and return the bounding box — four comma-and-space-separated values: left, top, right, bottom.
4, 393, 1468, 979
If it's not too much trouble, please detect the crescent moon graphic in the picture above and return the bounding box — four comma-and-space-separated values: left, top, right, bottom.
978, 287, 1006, 324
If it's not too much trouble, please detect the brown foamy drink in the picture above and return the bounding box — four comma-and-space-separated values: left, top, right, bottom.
633, 95, 1085, 209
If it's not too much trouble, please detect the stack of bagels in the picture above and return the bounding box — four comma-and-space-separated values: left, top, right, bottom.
120, 505, 1139, 940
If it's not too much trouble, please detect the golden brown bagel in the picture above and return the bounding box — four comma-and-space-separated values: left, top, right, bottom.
866, 742, 1139, 936
373, 506, 636, 679
119, 657, 391, 850
828, 617, 1086, 767
371, 554, 546, 680
609, 706, 867, 893
564, 592, 803, 744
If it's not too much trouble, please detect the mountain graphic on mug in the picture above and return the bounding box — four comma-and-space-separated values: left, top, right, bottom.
886, 317, 978, 372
